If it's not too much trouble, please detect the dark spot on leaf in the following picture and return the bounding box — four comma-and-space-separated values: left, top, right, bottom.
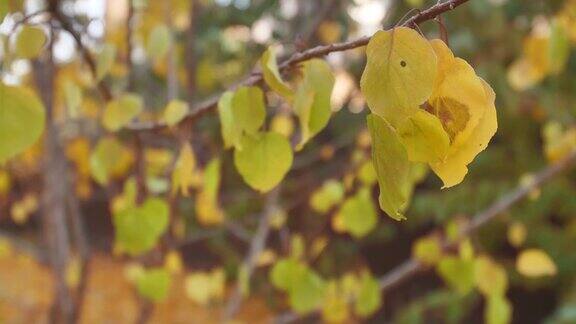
400, 60, 407, 67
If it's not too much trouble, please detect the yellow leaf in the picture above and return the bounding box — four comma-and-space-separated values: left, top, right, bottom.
261, 46, 293, 102
428, 41, 497, 188
195, 158, 225, 226
171, 142, 200, 196
102, 94, 143, 131
507, 221, 527, 248
361, 27, 437, 126
164, 250, 183, 274
412, 235, 442, 265
15, 25, 46, 59
271, 113, 294, 138
474, 256, 508, 297
0, 84, 46, 164
398, 110, 450, 163
89, 137, 134, 185
162, 100, 188, 127
516, 249, 557, 277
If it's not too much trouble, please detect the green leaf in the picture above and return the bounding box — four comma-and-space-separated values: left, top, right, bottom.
337, 187, 378, 238
162, 100, 188, 127
294, 59, 335, 150
102, 93, 143, 131
289, 269, 326, 314
136, 268, 172, 302
147, 24, 172, 60
89, 137, 127, 185
354, 272, 382, 318
96, 43, 116, 81
437, 256, 475, 295
548, 20, 570, 75
261, 46, 293, 102
203, 157, 221, 200
113, 197, 169, 256
0, 84, 45, 164
474, 256, 508, 297
217, 87, 266, 149
412, 235, 442, 266
367, 114, 411, 220
15, 25, 46, 59
270, 258, 307, 291
234, 131, 293, 192
310, 179, 345, 213
485, 295, 512, 324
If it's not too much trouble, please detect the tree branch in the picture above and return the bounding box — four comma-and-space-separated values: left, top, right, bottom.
125, 0, 470, 132
275, 149, 576, 323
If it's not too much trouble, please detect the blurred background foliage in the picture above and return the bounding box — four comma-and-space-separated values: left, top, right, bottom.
1, 0, 576, 323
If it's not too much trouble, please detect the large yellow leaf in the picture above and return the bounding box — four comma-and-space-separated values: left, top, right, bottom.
261, 46, 293, 102
361, 27, 437, 126
516, 249, 557, 277
102, 94, 143, 131
0, 84, 45, 164
294, 59, 335, 150
234, 131, 293, 192
431, 78, 497, 188
367, 114, 411, 220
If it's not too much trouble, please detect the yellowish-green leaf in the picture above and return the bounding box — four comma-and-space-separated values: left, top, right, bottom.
0, 84, 45, 164
261, 46, 293, 102
217, 86, 266, 149
294, 59, 335, 150
507, 221, 527, 248
354, 271, 381, 318
337, 187, 378, 238
102, 94, 143, 131
437, 256, 475, 295
113, 197, 169, 256
89, 137, 133, 185
270, 258, 307, 291
310, 179, 344, 214
162, 100, 188, 127
234, 132, 293, 192
361, 27, 437, 126
485, 295, 512, 324
63, 79, 82, 118
196, 157, 225, 226
412, 235, 442, 266
367, 114, 411, 220
475, 256, 508, 297
548, 20, 570, 74
171, 142, 200, 196
516, 249, 557, 277
96, 43, 116, 81
15, 25, 46, 59
136, 268, 171, 302
147, 24, 172, 60
289, 269, 326, 314
398, 110, 450, 163
185, 269, 226, 305
321, 281, 350, 323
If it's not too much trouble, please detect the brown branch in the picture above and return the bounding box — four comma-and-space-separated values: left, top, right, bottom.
275, 149, 576, 323
125, 0, 470, 132
223, 187, 281, 320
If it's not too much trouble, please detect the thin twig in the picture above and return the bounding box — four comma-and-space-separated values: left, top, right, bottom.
125, 0, 470, 132
275, 150, 576, 323
223, 187, 281, 320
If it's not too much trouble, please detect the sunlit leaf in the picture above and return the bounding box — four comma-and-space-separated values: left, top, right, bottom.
162, 100, 188, 127
485, 295, 512, 324
196, 157, 225, 226
0, 84, 45, 164
398, 110, 450, 163
89, 136, 134, 185
474, 256, 508, 297
516, 249, 557, 277
336, 187, 378, 238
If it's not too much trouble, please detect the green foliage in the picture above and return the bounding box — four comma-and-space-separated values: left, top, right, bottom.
136, 268, 172, 302
233, 131, 293, 192
354, 272, 382, 317
336, 187, 378, 238
0, 84, 45, 164
15, 25, 46, 59
113, 198, 169, 256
